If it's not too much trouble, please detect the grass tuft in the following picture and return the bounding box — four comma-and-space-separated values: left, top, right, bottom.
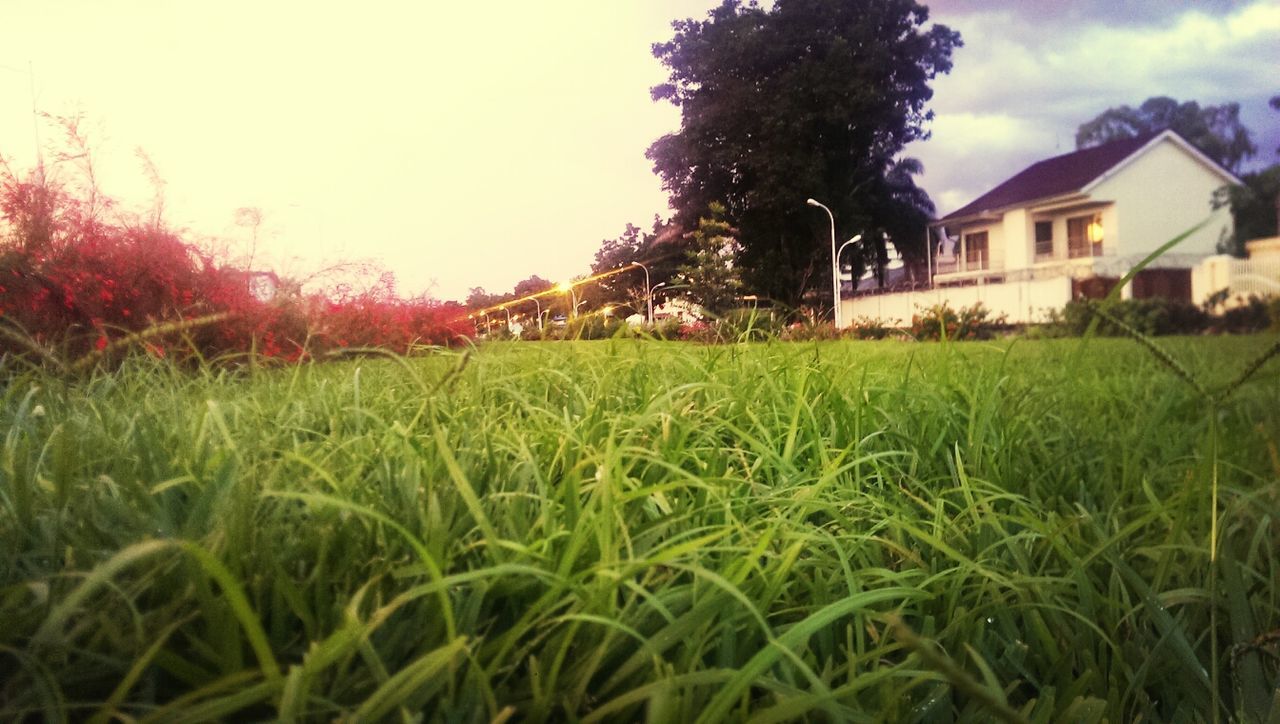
1, 336, 1277, 720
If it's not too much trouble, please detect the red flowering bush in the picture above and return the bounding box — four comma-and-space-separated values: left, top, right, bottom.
0, 164, 471, 366
317, 294, 472, 354
677, 320, 716, 343
909, 303, 1006, 341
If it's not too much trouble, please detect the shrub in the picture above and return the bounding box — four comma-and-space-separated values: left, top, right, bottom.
1048, 298, 1210, 337
1206, 295, 1274, 334
848, 315, 895, 340
780, 321, 840, 341
909, 303, 1005, 341
677, 320, 716, 343
0, 163, 471, 367
714, 308, 783, 341
652, 318, 683, 340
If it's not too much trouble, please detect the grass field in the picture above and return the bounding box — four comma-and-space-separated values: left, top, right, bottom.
2, 335, 1279, 722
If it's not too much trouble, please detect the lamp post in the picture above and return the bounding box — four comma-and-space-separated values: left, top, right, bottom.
649, 282, 669, 319
530, 296, 543, 331
557, 280, 579, 319
836, 234, 863, 299
499, 305, 511, 332
624, 261, 653, 324
806, 198, 842, 328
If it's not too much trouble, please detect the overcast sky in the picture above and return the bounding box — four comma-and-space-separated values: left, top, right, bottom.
2, 1, 1277, 301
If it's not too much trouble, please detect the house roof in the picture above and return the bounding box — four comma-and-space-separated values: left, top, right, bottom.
938, 129, 1238, 224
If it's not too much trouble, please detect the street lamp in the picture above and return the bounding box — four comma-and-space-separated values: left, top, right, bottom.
557, 280, 579, 319
648, 282, 669, 321
623, 261, 653, 324
498, 305, 511, 331
806, 198, 842, 328
836, 234, 863, 299
530, 296, 543, 331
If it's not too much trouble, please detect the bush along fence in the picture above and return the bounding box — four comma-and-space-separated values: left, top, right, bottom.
1048, 296, 1280, 337
0, 167, 472, 369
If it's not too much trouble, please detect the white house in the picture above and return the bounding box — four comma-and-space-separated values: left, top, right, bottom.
844, 130, 1240, 324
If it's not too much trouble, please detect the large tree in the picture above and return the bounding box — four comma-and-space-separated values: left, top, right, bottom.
1075, 96, 1257, 172
1272, 94, 1280, 155
1214, 164, 1280, 255
647, 0, 958, 309
1209, 95, 1280, 255
589, 216, 686, 315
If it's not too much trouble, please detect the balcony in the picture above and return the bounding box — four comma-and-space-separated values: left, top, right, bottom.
934, 250, 989, 275
1068, 240, 1104, 259
1067, 216, 1104, 259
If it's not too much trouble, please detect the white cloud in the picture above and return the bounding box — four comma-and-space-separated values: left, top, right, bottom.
929, 113, 1048, 152
913, 0, 1280, 215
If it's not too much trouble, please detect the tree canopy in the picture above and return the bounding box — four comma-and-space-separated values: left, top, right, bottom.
677, 202, 744, 314
1271, 94, 1280, 155
647, 0, 959, 309
589, 216, 685, 315
1214, 165, 1280, 255
1075, 96, 1257, 172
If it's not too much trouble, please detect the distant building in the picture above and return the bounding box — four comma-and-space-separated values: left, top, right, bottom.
845, 130, 1240, 324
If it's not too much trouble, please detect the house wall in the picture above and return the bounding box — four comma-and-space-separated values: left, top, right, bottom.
1090, 137, 1232, 258
842, 276, 1072, 325
1002, 209, 1029, 270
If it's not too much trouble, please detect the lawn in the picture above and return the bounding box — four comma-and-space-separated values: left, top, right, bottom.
2, 335, 1278, 722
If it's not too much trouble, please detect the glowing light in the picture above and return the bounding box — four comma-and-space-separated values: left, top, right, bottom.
1087, 219, 1103, 244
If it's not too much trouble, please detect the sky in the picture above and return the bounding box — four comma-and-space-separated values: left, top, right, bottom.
1, 0, 1277, 302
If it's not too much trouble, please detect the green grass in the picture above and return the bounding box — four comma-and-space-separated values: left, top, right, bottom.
2, 336, 1278, 722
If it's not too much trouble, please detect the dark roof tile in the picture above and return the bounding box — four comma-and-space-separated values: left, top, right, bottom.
940, 132, 1160, 222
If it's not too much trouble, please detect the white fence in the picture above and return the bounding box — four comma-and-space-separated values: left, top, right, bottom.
1192, 254, 1280, 307
841, 276, 1072, 326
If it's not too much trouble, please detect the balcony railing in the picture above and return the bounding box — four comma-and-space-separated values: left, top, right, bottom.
1068, 239, 1103, 259
935, 255, 959, 274
934, 251, 989, 274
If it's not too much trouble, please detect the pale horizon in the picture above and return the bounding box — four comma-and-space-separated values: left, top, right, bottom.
2, 0, 1277, 302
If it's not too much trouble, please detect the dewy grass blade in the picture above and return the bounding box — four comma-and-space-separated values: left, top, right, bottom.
696, 588, 922, 724
887, 615, 1029, 724
431, 421, 505, 560
176, 541, 283, 686
4, 338, 1278, 719
265, 490, 457, 640
33, 539, 176, 645
351, 637, 468, 722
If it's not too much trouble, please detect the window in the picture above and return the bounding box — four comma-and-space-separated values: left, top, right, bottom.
1034, 221, 1053, 259
1068, 214, 1103, 258
964, 231, 988, 271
